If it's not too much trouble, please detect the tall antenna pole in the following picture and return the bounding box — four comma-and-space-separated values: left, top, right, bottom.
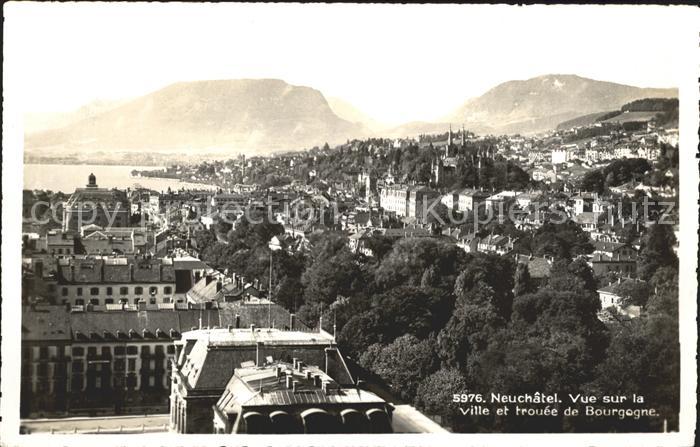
268, 250, 272, 328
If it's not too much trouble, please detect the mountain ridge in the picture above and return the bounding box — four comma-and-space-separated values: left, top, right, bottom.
25, 79, 367, 156
445, 74, 677, 135
24, 75, 678, 159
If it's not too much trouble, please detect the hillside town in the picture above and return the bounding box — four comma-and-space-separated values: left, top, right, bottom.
20, 98, 680, 434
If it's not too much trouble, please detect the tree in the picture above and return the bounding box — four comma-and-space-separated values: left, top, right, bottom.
415, 368, 468, 431
638, 224, 677, 280
337, 311, 385, 359
359, 334, 438, 402
375, 238, 467, 290
513, 263, 532, 297
453, 254, 515, 320
436, 283, 504, 370
614, 280, 651, 308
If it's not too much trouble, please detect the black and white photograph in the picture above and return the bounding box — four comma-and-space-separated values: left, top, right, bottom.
1, 2, 698, 445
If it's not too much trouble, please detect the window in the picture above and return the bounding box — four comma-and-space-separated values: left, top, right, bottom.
72, 360, 83, 372
87, 347, 97, 357
101, 347, 111, 356
89, 298, 99, 305
166, 345, 175, 355
142, 346, 151, 355
164, 286, 172, 295
105, 298, 114, 304
115, 346, 126, 356
71, 375, 84, 391
163, 297, 171, 303
39, 347, 48, 359
127, 359, 136, 371
37, 363, 48, 376
61, 287, 68, 297
76, 287, 83, 296
149, 297, 156, 305
133, 298, 140, 304
120, 286, 129, 295
149, 286, 158, 295
134, 287, 143, 295
72, 347, 84, 356
114, 359, 125, 372
126, 373, 137, 389
126, 346, 138, 355
90, 287, 99, 296
106, 287, 113, 296
148, 376, 155, 387
75, 299, 85, 306
155, 345, 164, 355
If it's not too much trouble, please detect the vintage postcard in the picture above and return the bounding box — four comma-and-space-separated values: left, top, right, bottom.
2, 3, 698, 446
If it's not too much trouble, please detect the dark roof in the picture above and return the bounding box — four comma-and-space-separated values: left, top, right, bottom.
22, 306, 222, 343
22, 305, 71, 341
57, 257, 176, 284
218, 302, 310, 331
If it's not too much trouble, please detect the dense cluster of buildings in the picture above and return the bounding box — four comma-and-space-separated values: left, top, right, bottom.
20, 110, 679, 431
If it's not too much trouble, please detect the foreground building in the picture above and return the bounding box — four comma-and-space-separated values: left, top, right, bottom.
212, 361, 392, 433
169, 326, 374, 433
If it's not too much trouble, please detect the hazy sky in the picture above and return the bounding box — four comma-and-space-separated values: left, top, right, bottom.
4, 3, 692, 125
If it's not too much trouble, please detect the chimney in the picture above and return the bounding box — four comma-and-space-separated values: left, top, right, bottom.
324, 347, 336, 374
289, 313, 295, 330
292, 381, 300, 393
292, 358, 299, 370
296, 361, 304, 372
313, 374, 321, 387
227, 324, 233, 331
250, 324, 256, 332
275, 365, 282, 378
256, 341, 264, 366
285, 375, 293, 389
305, 370, 312, 380
235, 314, 240, 329
129, 264, 134, 281
321, 381, 330, 395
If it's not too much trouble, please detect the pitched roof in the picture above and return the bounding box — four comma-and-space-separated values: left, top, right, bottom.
22, 305, 71, 341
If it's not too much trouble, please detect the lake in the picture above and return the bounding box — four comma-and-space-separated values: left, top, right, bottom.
23, 164, 217, 194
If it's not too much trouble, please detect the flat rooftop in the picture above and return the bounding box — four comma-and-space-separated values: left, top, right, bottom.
180, 327, 335, 347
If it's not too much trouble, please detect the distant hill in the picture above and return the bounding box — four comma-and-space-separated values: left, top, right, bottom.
326, 97, 385, 132
445, 74, 677, 136
25, 79, 368, 156
24, 99, 128, 134
557, 97, 679, 130
556, 111, 617, 130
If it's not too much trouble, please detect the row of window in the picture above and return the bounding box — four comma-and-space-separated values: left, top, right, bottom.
62, 285, 173, 297
69, 297, 171, 306
70, 373, 163, 391
51, 248, 74, 255
72, 345, 176, 357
